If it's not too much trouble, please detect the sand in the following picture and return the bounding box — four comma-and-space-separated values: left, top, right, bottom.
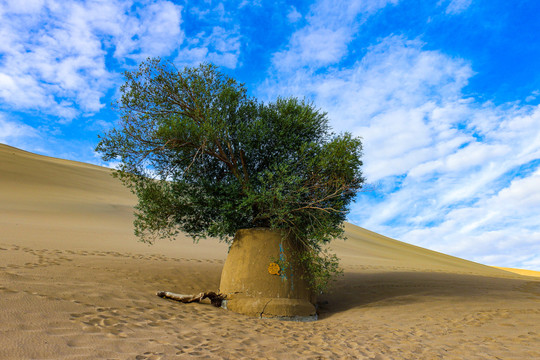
1, 143, 539, 359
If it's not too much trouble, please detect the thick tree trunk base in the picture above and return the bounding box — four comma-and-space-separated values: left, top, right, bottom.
156, 291, 224, 307
219, 228, 317, 319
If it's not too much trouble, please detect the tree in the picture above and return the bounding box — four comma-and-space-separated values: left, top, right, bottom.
96, 58, 364, 293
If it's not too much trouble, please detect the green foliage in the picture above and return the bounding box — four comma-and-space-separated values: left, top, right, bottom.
270, 245, 343, 295
96, 58, 364, 293
294, 247, 343, 295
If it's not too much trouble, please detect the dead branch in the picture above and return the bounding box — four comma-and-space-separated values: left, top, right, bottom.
156, 291, 225, 307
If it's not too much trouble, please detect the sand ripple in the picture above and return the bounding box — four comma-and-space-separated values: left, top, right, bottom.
1, 244, 540, 359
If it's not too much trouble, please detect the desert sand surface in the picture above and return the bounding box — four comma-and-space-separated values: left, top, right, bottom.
1, 143, 540, 359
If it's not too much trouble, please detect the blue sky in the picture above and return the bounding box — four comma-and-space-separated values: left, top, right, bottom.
1, 0, 539, 270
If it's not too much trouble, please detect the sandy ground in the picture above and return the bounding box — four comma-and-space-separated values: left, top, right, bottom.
1, 143, 540, 359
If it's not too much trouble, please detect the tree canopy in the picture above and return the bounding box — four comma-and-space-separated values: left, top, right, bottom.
96, 58, 364, 292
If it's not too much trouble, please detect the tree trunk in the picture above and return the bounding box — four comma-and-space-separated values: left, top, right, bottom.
219, 228, 317, 320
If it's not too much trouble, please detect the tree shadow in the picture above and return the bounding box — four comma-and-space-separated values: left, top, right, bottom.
316, 271, 537, 319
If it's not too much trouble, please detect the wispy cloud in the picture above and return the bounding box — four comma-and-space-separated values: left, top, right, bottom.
239, 0, 262, 8
344, 42, 540, 268
175, 26, 241, 69
0, 0, 183, 121
112, 1, 184, 61
175, 2, 243, 69
271, 0, 399, 71
0, 114, 40, 149
444, 0, 473, 15
287, 6, 302, 23
400, 163, 540, 269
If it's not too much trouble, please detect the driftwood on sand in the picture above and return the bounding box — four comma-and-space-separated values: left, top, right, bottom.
156, 291, 224, 307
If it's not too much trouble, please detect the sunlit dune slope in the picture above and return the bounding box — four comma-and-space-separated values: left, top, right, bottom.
332, 224, 515, 277
0, 143, 523, 277
0, 143, 227, 258
493, 267, 540, 278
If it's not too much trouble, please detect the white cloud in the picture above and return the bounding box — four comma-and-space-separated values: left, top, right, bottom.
112, 1, 184, 61
175, 26, 241, 69
0, 115, 40, 147
287, 6, 302, 23
2, 0, 45, 14
346, 48, 540, 269
239, 0, 262, 8
401, 167, 540, 268
0, 0, 184, 120
445, 0, 473, 15
272, 0, 398, 71
525, 90, 539, 103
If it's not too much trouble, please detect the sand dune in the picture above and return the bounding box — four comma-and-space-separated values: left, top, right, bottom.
1, 143, 539, 359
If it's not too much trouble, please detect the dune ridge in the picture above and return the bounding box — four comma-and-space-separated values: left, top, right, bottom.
1, 143, 540, 359
493, 267, 540, 278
